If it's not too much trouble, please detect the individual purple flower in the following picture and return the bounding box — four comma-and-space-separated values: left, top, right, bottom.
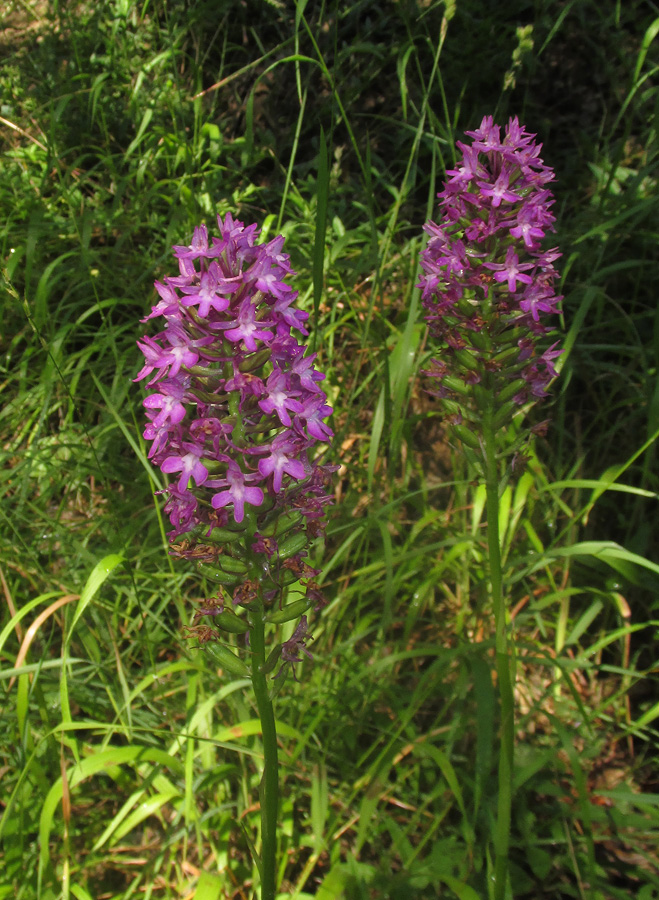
484, 246, 534, 292
143, 280, 180, 321
255, 264, 295, 302
445, 142, 484, 190
134, 327, 205, 384
143, 377, 187, 429
163, 486, 199, 538
258, 433, 306, 492
296, 394, 334, 442
161, 443, 209, 493
477, 169, 519, 207
509, 205, 546, 249
224, 297, 275, 350
179, 262, 240, 317
518, 284, 560, 322
290, 352, 326, 393
465, 115, 504, 152
258, 369, 303, 426
173, 224, 215, 261
210, 461, 265, 524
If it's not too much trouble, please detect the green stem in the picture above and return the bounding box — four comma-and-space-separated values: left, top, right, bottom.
249, 603, 279, 900
482, 402, 515, 900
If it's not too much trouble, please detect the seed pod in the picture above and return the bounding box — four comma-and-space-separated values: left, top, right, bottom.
260, 509, 304, 537
498, 378, 528, 404
277, 531, 308, 562
266, 598, 312, 624
239, 348, 270, 372
492, 400, 517, 429
213, 610, 250, 634
493, 345, 520, 367
454, 348, 481, 372
207, 526, 245, 543
197, 562, 241, 586
205, 642, 251, 677
452, 424, 481, 450
278, 567, 301, 587
259, 644, 282, 675
217, 554, 249, 575
469, 330, 492, 352
441, 398, 462, 418
442, 375, 470, 397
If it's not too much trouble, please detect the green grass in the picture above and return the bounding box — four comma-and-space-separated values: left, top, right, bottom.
1, 0, 659, 898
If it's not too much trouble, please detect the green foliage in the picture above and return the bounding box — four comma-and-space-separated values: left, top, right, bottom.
1, 0, 658, 898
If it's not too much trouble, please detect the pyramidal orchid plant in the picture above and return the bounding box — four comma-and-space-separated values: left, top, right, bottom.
417, 116, 562, 899
136, 213, 335, 900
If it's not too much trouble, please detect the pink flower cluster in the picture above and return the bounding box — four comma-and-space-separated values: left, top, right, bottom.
135, 214, 334, 551
418, 116, 562, 406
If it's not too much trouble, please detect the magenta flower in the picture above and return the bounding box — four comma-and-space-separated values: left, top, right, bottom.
258, 369, 303, 426
224, 298, 275, 350
173, 224, 215, 260
134, 326, 208, 384
179, 263, 240, 317
509, 205, 547, 249
477, 169, 519, 207
484, 247, 534, 292
143, 381, 187, 429
258, 433, 306, 492
161, 444, 209, 493
210, 461, 264, 524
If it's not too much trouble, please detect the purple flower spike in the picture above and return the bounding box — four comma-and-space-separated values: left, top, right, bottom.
418, 116, 562, 413
136, 213, 334, 567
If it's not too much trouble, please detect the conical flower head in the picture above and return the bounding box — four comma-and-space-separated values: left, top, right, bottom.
418, 116, 563, 410
136, 215, 335, 587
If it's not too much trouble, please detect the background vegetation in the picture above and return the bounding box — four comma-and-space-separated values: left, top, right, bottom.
1, 0, 658, 898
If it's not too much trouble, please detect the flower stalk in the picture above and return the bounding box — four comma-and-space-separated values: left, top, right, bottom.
482, 401, 514, 900
417, 116, 562, 897
136, 214, 335, 898
249, 594, 279, 900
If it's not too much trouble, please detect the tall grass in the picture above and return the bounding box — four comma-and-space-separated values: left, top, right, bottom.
1, 1, 658, 898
